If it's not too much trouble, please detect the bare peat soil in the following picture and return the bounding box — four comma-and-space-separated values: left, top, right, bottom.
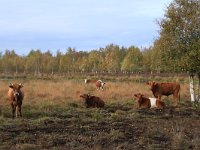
0, 103, 200, 150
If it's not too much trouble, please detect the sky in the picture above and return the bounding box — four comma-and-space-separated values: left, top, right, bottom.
0, 0, 172, 56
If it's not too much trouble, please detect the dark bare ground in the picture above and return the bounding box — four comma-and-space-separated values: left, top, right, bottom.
0, 103, 200, 150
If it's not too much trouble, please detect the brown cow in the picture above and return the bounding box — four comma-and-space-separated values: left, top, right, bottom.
134, 93, 165, 109
80, 94, 105, 108
146, 81, 180, 106
85, 79, 106, 90
7, 83, 24, 118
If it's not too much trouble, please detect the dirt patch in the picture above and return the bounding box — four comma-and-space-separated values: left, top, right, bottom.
1, 104, 200, 150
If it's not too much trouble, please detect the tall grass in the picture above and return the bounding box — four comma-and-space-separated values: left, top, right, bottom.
0, 78, 198, 150
0, 79, 190, 104
0, 79, 190, 119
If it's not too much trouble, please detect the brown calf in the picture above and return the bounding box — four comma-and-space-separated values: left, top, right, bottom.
134, 93, 165, 109
80, 94, 105, 108
146, 81, 180, 106
7, 83, 24, 118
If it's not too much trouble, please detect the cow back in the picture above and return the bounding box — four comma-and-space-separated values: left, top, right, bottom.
160, 82, 180, 96
138, 97, 151, 108
151, 82, 180, 97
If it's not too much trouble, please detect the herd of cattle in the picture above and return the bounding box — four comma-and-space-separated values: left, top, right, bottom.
7, 79, 180, 118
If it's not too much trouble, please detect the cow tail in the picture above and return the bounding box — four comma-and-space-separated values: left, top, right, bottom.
178, 87, 181, 102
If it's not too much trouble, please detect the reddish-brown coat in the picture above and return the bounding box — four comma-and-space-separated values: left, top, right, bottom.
146, 81, 180, 106
134, 93, 165, 109
80, 94, 105, 108
7, 83, 24, 118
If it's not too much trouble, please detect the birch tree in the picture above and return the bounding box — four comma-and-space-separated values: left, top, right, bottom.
26, 50, 42, 75
156, 0, 200, 102
121, 46, 143, 72
103, 44, 125, 73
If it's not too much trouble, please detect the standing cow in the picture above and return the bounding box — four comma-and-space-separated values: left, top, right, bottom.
7, 83, 24, 118
84, 79, 106, 90
146, 81, 180, 106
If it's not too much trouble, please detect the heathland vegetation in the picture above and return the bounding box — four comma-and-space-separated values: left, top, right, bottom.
1, 79, 200, 149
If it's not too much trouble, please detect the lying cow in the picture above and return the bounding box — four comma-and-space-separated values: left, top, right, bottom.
134, 93, 165, 109
84, 79, 106, 90
80, 94, 105, 108
7, 83, 24, 118
146, 81, 180, 106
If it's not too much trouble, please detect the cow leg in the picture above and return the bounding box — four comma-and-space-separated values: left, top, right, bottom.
19, 107, 22, 117
15, 104, 18, 118
11, 104, 16, 119
17, 105, 22, 117
16, 106, 18, 118
173, 94, 178, 107
174, 100, 178, 107
158, 95, 162, 101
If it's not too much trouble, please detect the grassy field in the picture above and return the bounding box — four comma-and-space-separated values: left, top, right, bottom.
0, 78, 200, 150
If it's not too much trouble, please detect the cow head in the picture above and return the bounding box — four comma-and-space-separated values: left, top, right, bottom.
80, 94, 90, 99
97, 80, 106, 89
134, 93, 145, 103
146, 81, 158, 90
9, 83, 23, 101
101, 82, 106, 87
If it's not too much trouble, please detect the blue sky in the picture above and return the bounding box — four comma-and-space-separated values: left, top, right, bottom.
0, 0, 172, 55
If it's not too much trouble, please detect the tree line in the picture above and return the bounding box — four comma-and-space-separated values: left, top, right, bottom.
0, 0, 199, 76
0, 45, 159, 75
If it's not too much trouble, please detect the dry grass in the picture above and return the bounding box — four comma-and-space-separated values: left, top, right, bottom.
0, 78, 191, 120
0, 78, 200, 150
0, 79, 190, 106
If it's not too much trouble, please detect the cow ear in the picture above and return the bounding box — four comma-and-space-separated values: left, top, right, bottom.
146, 81, 153, 86
153, 82, 157, 86
84, 79, 87, 83
9, 83, 14, 88
134, 93, 141, 98
19, 83, 23, 88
